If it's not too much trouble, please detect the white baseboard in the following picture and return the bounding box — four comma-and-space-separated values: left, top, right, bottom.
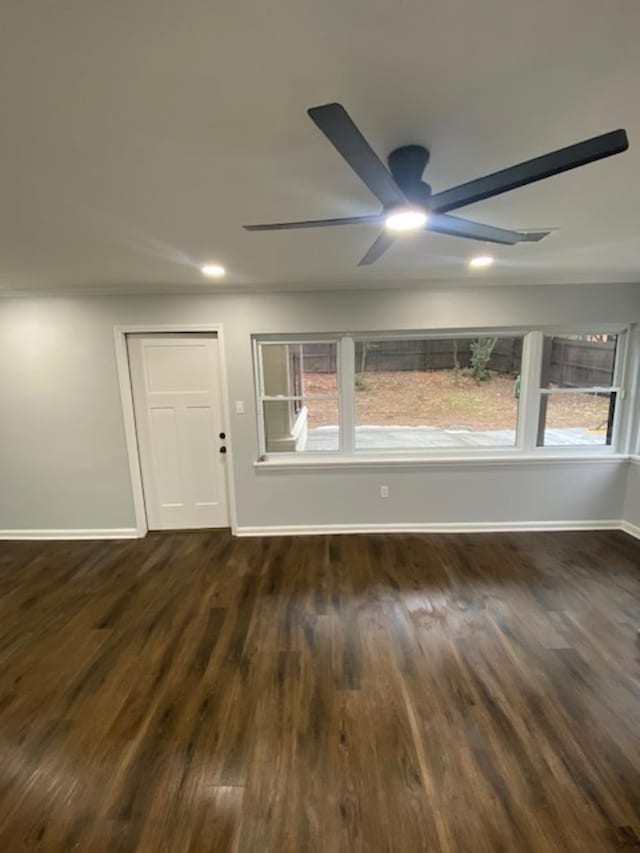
1, 521, 636, 542
235, 519, 622, 537
620, 520, 640, 540
0, 528, 140, 541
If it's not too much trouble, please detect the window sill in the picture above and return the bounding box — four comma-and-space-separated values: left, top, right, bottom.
254, 451, 630, 471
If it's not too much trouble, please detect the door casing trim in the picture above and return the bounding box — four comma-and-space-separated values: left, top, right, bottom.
114, 324, 238, 537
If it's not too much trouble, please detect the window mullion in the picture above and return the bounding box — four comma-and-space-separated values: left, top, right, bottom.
617, 326, 639, 454
540, 386, 619, 395
255, 340, 267, 456
517, 331, 543, 452
339, 336, 355, 455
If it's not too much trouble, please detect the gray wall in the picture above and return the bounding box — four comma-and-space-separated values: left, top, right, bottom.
1, 283, 639, 533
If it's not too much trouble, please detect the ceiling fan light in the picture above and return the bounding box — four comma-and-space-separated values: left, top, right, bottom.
469, 255, 495, 268
384, 207, 428, 232
201, 263, 226, 277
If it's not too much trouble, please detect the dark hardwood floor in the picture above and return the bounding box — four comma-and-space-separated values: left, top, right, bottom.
0, 530, 639, 852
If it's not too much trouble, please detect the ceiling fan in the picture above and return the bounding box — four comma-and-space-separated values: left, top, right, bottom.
244, 103, 628, 266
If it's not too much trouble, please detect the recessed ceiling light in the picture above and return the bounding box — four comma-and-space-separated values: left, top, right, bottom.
385, 206, 428, 233
469, 255, 495, 269
201, 263, 226, 278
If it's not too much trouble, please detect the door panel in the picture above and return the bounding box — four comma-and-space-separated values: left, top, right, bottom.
128, 334, 229, 530
145, 344, 210, 392
185, 406, 220, 505
149, 407, 184, 507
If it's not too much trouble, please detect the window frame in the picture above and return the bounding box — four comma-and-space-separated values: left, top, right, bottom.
254, 337, 343, 457
532, 329, 627, 452
252, 326, 632, 464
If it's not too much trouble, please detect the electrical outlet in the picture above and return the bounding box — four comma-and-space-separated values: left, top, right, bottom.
380, 485, 389, 499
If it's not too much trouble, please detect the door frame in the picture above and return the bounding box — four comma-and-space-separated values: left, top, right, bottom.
114, 323, 237, 537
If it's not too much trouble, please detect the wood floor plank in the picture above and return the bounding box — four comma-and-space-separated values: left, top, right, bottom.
0, 529, 638, 851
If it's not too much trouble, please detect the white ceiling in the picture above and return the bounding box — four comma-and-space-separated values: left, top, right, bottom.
1, 0, 640, 294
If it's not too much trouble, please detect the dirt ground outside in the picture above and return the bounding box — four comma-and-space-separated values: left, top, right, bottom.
302, 370, 610, 431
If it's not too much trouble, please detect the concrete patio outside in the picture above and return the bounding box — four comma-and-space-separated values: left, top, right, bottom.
304, 425, 606, 451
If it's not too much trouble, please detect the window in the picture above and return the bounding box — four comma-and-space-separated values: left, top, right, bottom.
354, 336, 522, 450
537, 334, 621, 447
257, 341, 339, 454
253, 329, 628, 460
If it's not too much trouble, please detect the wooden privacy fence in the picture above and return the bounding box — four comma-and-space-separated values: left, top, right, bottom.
301, 338, 522, 375
301, 337, 615, 387
543, 338, 616, 387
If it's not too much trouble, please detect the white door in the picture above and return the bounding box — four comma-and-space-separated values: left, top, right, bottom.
128, 334, 229, 530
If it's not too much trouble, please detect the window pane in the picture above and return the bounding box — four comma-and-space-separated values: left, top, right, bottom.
537, 392, 614, 447
540, 334, 617, 389
354, 337, 522, 450
263, 399, 339, 453
261, 342, 337, 397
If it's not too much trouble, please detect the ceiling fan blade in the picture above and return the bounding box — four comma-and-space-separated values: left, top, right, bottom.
430, 129, 629, 214
427, 214, 550, 245
358, 231, 395, 266
308, 103, 407, 209
518, 231, 550, 242
244, 214, 384, 232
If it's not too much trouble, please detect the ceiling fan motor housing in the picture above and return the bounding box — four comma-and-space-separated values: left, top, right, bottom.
387, 145, 432, 206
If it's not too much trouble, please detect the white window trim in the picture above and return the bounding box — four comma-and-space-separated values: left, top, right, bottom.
516, 331, 542, 451
339, 336, 355, 455
621, 324, 640, 455
253, 454, 629, 471
255, 337, 341, 457
534, 329, 626, 451
252, 326, 633, 465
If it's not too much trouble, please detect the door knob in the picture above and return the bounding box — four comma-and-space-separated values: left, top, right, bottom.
219, 432, 226, 439
220, 446, 227, 454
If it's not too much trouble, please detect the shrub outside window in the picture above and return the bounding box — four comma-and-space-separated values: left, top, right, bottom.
353, 336, 522, 450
